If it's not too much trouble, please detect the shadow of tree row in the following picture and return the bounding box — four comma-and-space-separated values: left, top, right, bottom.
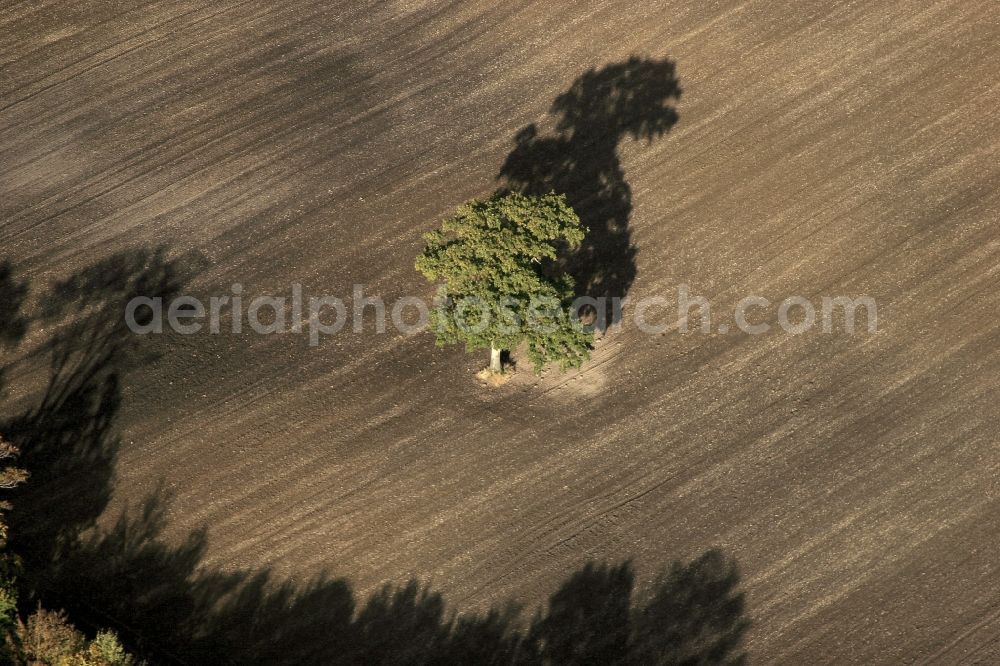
0, 249, 747, 664
1, 247, 198, 598
498, 56, 681, 326
71, 505, 749, 665
0, 261, 30, 393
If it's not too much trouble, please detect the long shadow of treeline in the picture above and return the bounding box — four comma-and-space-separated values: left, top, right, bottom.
0, 250, 748, 663
0, 261, 30, 391
75, 506, 749, 665
1, 247, 199, 605
498, 56, 681, 327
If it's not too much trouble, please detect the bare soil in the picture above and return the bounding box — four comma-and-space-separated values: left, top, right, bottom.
1, 0, 999, 662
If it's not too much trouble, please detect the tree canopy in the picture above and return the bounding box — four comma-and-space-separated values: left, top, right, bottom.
415, 192, 593, 373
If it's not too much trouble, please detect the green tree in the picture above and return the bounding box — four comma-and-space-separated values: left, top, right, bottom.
0, 436, 133, 666
416, 192, 593, 374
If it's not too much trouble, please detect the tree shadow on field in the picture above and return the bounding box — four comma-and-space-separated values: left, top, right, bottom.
0, 247, 204, 606
64, 498, 750, 665
0, 261, 31, 393
1, 251, 749, 664
0, 262, 30, 350
498, 56, 681, 328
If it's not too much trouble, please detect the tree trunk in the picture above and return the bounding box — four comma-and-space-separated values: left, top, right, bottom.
490, 346, 503, 373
